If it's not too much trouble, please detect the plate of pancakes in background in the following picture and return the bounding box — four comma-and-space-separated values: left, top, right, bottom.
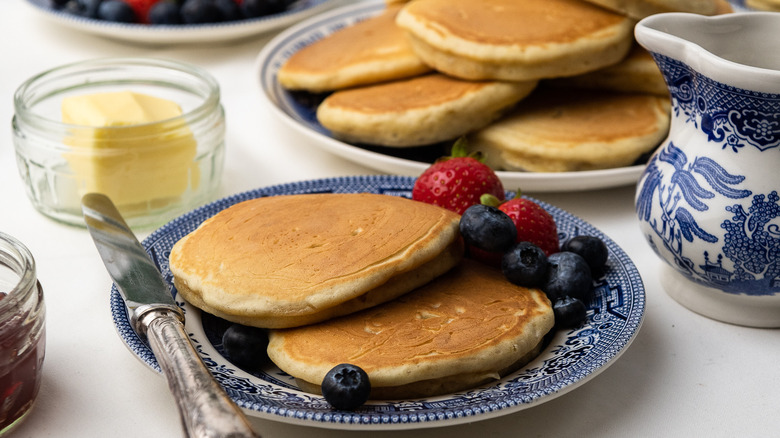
257, 0, 734, 192
111, 175, 646, 429
24, 0, 344, 45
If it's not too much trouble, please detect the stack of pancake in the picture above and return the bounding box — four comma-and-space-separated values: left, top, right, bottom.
277, 0, 732, 172
169, 193, 556, 399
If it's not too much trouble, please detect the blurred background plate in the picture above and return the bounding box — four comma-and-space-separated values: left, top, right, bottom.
24, 0, 345, 45
255, 0, 648, 193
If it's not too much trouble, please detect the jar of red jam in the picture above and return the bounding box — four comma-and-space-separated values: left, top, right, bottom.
0, 232, 45, 434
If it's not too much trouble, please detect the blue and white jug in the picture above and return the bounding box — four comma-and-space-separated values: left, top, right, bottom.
634, 12, 780, 327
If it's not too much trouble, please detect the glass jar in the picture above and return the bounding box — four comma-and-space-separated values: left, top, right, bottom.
12, 57, 225, 229
0, 232, 45, 435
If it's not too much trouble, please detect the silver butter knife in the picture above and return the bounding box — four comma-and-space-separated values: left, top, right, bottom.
82, 193, 260, 438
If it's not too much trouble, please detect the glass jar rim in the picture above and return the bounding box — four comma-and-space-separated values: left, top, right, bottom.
13, 57, 221, 141
0, 232, 38, 314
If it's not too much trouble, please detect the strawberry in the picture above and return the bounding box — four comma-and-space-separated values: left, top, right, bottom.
122, 0, 160, 23
412, 138, 505, 215
499, 194, 559, 256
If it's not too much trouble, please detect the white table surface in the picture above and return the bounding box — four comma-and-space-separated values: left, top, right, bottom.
2, 1, 778, 437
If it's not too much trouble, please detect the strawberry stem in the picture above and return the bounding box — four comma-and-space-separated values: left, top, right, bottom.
450, 137, 470, 158
480, 193, 502, 207
450, 137, 486, 162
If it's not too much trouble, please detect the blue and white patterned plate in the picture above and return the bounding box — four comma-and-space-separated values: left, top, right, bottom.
254, 0, 647, 193
24, 0, 344, 45
110, 175, 645, 430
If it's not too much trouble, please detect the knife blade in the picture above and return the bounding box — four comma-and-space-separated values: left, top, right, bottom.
82, 193, 259, 438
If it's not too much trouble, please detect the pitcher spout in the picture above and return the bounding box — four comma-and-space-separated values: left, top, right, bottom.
635, 12, 780, 94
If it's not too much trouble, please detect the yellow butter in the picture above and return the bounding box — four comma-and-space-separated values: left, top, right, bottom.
62, 91, 200, 207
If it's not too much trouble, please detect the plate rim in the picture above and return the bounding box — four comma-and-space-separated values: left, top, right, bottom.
109, 175, 646, 430
253, 0, 647, 193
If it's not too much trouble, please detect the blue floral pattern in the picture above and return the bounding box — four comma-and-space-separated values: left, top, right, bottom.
111, 176, 645, 428
652, 54, 780, 153
636, 55, 780, 296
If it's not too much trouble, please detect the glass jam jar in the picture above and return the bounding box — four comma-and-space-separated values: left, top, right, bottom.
0, 232, 45, 435
12, 57, 225, 229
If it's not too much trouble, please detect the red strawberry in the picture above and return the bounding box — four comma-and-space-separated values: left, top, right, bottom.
499, 195, 559, 256
412, 138, 505, 215
123, 0, 159, 23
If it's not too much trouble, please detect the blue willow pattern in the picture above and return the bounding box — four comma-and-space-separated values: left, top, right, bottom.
636, 55, 780, 295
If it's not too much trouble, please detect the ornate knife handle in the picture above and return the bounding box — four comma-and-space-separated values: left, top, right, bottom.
141, 309, 260, 438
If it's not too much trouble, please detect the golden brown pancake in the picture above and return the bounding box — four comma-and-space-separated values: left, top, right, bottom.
277, 6, 431, 92
395, 0, 635, 81
548, 44, 668, 96
468, 87, 671, 172
169, 193, 464, 329
268, 259, 554, 399
316, 73, 537, 147
715, 0, 734, 13
745, 0, 780, 11
580, 0, 720, 19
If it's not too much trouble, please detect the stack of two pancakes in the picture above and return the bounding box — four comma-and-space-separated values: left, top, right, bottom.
169, 193, 555, 399
278, 0, 730, 172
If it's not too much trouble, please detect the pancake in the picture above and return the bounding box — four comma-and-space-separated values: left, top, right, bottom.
715, 0, 734, 13
316, 73, 537, 147
468, 87, 671, 172
745, 0, 780, 11
277, 6, 431, 92
169, 193, 464, 329
267, 259, 554, 399
580, 0, 720, 19
548, 44, 668, 96
395, 0, 635, 81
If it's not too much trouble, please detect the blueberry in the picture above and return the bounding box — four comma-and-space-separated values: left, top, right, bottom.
61, 0, 86, 16
64, 0, 103, 18
149, 0, 181, 24
553, 296, 587, 329
214, 0, 242, 21
97, 0, 135, 22
241, 0, 293, 18
180, 0, 223, 24
544, 251, 592, 301
50, 0, 71, 7
459, 204, 517, 253
502, 242, 548, 288
321, 364, 371, 411
221, 324, 269, 372
562, 235, 608, 276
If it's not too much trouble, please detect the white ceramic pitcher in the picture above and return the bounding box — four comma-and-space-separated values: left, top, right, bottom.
634, 12, 780, 327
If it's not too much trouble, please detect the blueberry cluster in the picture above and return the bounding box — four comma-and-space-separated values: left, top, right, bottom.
49, 0, 295, 25
459, 204, 608, 329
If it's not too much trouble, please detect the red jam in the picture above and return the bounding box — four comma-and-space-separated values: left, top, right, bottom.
0, 234, 45, 435
1, 290, 45, 432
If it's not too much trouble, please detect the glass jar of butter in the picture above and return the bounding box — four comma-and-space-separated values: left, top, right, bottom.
0, 232, 45, 435
12, 57, 225, 229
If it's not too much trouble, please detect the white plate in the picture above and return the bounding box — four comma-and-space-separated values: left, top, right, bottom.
24, 0, 344, 45
255, 0, 647, 193
111, 175, 646, 430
